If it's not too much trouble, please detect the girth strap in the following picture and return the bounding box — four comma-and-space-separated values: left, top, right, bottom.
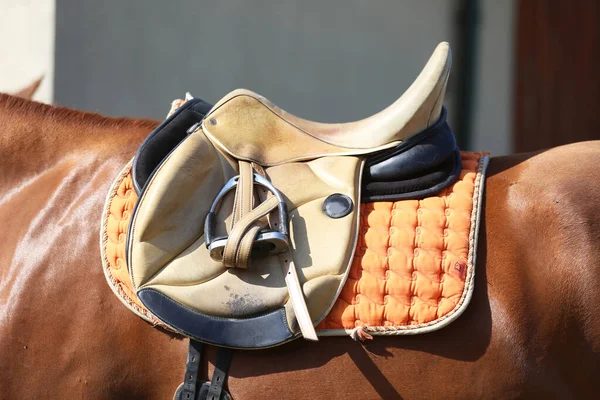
179, 340, 203, 400
175, 341, 233, 400
207, 348, 233, 400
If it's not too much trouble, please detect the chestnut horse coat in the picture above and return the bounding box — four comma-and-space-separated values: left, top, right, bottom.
1, 95, 599, 399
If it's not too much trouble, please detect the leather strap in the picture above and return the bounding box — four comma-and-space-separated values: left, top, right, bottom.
206, 348, 233, 400
222, 196, 279, 268
214, 162, 316, 340
231, 161, 254, 227
233, 222, 263, 269
179, 340, 203, 400
224, 160, 274, 268
279, 251, 318, 341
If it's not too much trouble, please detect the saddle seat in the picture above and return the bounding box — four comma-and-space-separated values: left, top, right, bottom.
126, 42, 456, 349
202, 43, 450, 166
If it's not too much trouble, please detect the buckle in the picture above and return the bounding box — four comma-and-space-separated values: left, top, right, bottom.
204, 173, 290, 262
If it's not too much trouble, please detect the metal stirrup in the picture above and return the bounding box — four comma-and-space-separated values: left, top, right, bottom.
204, 173, 290, 264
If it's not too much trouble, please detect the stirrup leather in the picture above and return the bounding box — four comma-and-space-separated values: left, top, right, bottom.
204, 160, 318, 341
205, 172, 290, 264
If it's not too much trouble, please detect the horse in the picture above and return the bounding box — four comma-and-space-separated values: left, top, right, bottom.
1, 93, 599, 399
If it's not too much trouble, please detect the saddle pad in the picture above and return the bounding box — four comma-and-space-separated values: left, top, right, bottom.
100, 152, 488, 338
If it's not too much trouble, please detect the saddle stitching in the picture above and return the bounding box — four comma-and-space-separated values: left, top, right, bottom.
438, 187, 450, 319
206, 93, 405, 152
100, 160, 161, 325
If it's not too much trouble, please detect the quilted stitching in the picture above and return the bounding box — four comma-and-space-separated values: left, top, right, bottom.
317, 152, 483, 330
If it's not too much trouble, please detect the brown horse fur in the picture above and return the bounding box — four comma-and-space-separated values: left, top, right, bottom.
1, 93, 599, 399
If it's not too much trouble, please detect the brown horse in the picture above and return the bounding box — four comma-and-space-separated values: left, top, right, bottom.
1, 93, 599, 399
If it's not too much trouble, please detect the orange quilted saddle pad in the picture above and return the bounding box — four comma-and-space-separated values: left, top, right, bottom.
100, 151, 488, 337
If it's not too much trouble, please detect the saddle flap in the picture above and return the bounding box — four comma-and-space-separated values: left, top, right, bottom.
127, 127, 363, 348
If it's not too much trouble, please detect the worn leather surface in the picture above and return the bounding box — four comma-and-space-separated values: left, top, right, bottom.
138, 288, 294, 348
202, 42, 451, 166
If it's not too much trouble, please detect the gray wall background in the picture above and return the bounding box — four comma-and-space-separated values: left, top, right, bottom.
0, 0, 54, 103
55, 0, 514, 154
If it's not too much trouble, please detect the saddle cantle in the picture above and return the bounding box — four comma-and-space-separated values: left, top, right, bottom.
125, 42, 464, 349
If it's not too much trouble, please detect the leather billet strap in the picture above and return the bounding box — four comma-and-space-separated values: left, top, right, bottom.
175, 340, 233, 400
179, 340, 203, 400
206, 347, 233, 400
279, 252, 318, 341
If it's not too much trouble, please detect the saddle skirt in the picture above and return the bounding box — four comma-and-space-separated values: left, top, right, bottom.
100, 42, 489, 349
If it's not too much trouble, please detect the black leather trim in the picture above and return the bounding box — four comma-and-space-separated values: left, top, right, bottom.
138, 288, 295, 349
362, 107, 461, 201
362, 148, 462, 202
365, 107, 455, 181
132, 98, 213, 194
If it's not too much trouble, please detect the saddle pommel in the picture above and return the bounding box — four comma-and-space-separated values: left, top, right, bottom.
202, 42, 452, 166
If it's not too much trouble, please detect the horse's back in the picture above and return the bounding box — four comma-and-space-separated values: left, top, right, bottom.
482, 141, 600, 396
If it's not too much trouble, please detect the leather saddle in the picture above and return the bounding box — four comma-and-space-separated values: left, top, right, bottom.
126, 42, 459, 349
